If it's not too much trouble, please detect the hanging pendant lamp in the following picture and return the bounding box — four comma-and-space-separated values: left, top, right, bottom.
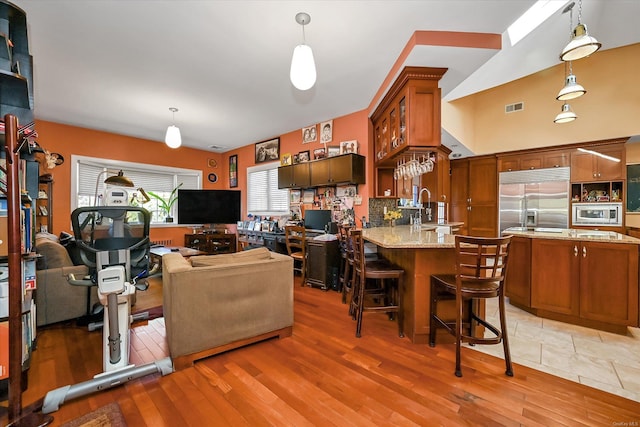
560, 0, 601, 61
554, 103, 577, 124
165, 107, 182, 148
290, 12, 316, 91
556, 61, 586, 101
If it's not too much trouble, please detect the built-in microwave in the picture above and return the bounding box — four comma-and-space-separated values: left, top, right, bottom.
572, 202, 622, 226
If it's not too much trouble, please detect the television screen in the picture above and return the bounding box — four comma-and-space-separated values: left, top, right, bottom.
304, 209, 332, 231
177, 190, 241, 225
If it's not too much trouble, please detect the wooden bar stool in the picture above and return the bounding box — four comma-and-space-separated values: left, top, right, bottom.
429, 235, 513, 377
349, 229, 404, 338
338, 225, 354, 304
285, 225, 307, 286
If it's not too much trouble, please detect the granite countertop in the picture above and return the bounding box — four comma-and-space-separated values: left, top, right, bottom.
502, 227, 640, 244
362, 225, 456, 248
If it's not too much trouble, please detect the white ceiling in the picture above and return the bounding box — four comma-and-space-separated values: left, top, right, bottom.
13, 0, 640, 158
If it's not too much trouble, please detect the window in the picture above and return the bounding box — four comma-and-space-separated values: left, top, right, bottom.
246, 161, 289, 216
72, 155, 201, 225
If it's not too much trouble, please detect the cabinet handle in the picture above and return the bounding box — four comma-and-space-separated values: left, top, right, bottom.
583, 246, 587, 258
574, 245, 578, 257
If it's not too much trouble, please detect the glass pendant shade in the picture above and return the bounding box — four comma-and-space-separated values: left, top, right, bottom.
554, 103, 577, 123
290, 44, 316, 91
165, 125, 182, 148
560, 23, 601, 61
556, 73, 586, 101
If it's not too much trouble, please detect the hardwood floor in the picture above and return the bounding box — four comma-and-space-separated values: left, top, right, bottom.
4, 275, 640, 426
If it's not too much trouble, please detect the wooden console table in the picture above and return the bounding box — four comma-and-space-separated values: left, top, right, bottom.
184, 232, 236, 255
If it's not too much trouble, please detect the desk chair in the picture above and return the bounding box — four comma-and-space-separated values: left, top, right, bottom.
285, 225, 307, 286
350, 229, 404, 338
429, 235, 513, 377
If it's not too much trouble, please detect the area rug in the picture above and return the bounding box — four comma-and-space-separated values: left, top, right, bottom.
60, 402, 126, 427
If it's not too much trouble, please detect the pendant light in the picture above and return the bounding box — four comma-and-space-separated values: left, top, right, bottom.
290, 12, 316, 91
554, 102, 577, 124
165, 107, 182, 148
560, 0, 601, 62
556, 60, 586, 101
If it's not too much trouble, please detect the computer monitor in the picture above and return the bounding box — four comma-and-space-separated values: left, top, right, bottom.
304, 209, 332, 231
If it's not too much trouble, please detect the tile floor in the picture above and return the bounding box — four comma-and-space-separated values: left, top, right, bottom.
466, 299, 640, 403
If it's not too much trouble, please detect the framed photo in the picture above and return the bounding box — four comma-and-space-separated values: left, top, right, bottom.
290, 190, 301, 203
281, 153, 292, 166
292, 153, 299, 164
303, 189, 315, 203
229, 154, 238, 188
340, 140, 358, 154
327, 146, 340, 157
336, 185, 357, 198
313, 147, 326, 160
298, 150, 310, 162
255, 137, 280, 163
320, 120, 333, 143
302, 125, 317, 144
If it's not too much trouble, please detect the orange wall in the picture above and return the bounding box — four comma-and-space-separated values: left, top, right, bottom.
34, 108, 372, 243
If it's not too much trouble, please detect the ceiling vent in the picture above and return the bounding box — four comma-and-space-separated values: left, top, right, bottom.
505, 102, 524, 113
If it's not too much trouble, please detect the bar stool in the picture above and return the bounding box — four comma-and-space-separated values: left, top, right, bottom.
338, 225, 354, 304
349, 229, 404, 338
285, 225, 307, 286
429, 235, 513, 377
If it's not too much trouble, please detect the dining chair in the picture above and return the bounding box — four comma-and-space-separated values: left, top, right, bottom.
349, 229, 404, 338
285, 225, 307, 286
429, 235, 513, 377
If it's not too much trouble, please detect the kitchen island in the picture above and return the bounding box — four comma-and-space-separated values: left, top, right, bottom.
362, 226, 463, 344
502, 227, 640, 334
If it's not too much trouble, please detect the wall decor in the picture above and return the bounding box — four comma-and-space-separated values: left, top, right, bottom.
255, 137, 280, 163
320, 120, 333, 143
298, 150, 310, 162
207, 158, 218, 168
302, 125, 317, 143
313, 147, 326, 160
281, 153, 292, 165
327, 146, 340, 157
292, 153, 299, 164
340, 140, 358, 154
207, 172, 218, 183
229, 154, 238, 188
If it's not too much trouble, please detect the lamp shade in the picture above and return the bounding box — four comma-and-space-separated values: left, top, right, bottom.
104, 170, 134, 187
554, 103, 577, 124
165, 125, 182, 148
556, 74, 586, 101
560, 23, 601, 61
290, 44, 316, 91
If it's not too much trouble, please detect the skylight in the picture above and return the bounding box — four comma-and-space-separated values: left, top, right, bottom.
507, 0, 568, 46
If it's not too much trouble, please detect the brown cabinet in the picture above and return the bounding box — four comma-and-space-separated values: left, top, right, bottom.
504, 236, 531, 307
309, 154, 365, 186
184, 232, 236, 254
531, 238, 639, 329
570, 145, 625, 182
450, 157, 498, 237
497, 149, 570, 172
277, 162, 310, 189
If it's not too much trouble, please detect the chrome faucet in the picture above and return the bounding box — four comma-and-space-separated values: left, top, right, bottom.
418, 187, 432, 225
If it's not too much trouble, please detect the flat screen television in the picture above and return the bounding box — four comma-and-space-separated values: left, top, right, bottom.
177, 189, 241, 225
304, 209, 332, 231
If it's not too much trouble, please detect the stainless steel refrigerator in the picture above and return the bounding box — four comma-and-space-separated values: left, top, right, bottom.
499, 167, 570, 233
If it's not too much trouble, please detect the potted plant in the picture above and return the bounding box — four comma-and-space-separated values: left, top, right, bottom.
147, 183, 182, 222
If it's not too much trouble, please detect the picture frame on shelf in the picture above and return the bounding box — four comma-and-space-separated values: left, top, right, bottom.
302, 125, 317, 144
229, 154, 238, 188
281, 153, 292, 166
298, 150, 310, 162
255, 137, 280, 163
327, 146, 340, 157
313, 148, 326, 160
340, 140, 358, 154
292, 153, 299, 164
320, 120, 333, 143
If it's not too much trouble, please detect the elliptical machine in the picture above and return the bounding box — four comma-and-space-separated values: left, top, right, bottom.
42, 203, 172, 413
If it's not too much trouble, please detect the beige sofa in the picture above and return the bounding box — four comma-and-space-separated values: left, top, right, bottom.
162, 247, 294, 369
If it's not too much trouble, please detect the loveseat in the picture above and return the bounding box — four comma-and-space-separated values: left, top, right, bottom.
162, 247, 294, 369
34, 234, 98, 326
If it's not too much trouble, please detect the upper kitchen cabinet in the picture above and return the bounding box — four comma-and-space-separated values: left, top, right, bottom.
309, 154, 365, 187
371, 66, 447, 166
497, 149, 570, 172
570, 141, 625, 182
277, 162, 310, 189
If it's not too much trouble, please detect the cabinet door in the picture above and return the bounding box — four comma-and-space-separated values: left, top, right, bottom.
309, 160, 330, 186
498, 155, 520, 172
292, 163, 310, 188
436, 151, 450, 203
329, 154, 365, 185
277, 165, 294, 189
543, 150, 570, 168
468, 157, 497, 236
579, 242, 638, 326
504, 236, 531, 306
407, 86, 440, 147
519, 154, 543, 171
595, 147, 624, 180
449, 160, 469, 234
570, 151, 596, 181
531, 239, 579, 315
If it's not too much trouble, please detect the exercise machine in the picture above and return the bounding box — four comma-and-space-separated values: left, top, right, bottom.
42, 205, 172, 413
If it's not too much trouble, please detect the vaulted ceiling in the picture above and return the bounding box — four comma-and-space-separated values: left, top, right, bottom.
14, 0, 640, 158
